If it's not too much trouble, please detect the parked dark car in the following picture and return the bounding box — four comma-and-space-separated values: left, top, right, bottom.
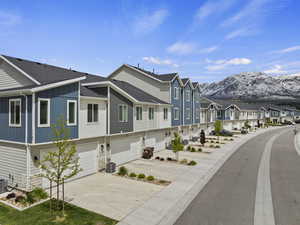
209, 129, 233, 137
281, 121, 293, 125
295, 120, 300, 124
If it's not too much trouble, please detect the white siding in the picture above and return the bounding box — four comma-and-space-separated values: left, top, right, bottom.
145, 130, 166, 151
111, 67, 171, 103
0, 144, 27, 189
157, 106, 171, 129
79, 98, 107, 139
0, 60, 33, 90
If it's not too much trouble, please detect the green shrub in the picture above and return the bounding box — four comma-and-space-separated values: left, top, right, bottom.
187, 145, 191, 151
188, 160, 197, 166
138, 173, 146, 179
118, 166, 128, 176
15, 195, 26, 204
147, 175, 155, 181
129, 172, 137, 178
180, 159, 188, 164
198, 148, 202, 152
26, 192, 36, 204
215, 145, 220, 148
30, 187, 48, 200
209, 144, 214, 148
159, 180, 167, 184
224, 138, 228, 141
191, 147, 196, 152
230, 138, 234, 141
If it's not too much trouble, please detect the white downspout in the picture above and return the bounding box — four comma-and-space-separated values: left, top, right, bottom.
32, 93, 36, 144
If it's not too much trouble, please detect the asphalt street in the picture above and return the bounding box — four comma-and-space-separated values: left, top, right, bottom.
175, 127, 296, 225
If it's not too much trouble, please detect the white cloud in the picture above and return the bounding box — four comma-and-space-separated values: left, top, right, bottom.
225, 27, 256, 39
273, 45, 300, 54
206, 58, 252, 71
142, 56, 179, 68
0, 11, 21, 26
195, 0, 236, 23
264, 65, 287, 74
167, 42, 197, 55
133, 9, 168, 35
167, 42, 218, 55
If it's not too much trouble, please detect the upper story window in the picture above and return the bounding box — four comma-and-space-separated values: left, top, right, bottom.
136, 106, 142, 121
186, 108, 191, 119
87, 103, 98, 123
118, 104, 128, 122
163, 108, 168, 120
67, 100, 77, 126
148, 107, 154, 120
9, 99, 21, 127
174, 108, 179, 120
174, 87, 179, 100
38, 98, 50, 127
186, 90, 190, 102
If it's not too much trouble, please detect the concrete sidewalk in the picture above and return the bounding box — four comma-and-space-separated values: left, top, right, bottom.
117, 127, 283, 225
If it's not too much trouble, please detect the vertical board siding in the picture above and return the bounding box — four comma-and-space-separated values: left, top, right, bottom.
110, 88, 133, 134
0, 96, 26, 142
35, 83, 79, 143
0, 144, 27, 189
193, 88, 201, 124
184, 84, 193, 125
171, 79, 182, 127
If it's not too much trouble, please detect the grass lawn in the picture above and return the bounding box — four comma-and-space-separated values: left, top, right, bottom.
0, 200, 118, 225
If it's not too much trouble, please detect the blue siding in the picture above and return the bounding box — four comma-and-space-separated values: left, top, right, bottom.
183, 84, 193, 125
193, 88, 201, 124
171, 79, 182, 126
0, 96, 26, 142
35, 83, 79, 143
27, 95, 32, 143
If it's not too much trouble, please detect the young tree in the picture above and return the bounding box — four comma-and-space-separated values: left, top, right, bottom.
214, 120, 222, 136
39, 118, 82, 211
172, 132, 184, 161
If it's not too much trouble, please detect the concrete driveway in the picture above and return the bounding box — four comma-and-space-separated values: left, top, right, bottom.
63, 173, 164, 221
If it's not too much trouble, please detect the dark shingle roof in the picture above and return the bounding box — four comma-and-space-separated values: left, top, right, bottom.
111, 80, 169, 104
2, 55, 106, 85
181, 78, 189, 86
129, 65, 177, 82
192, 82, 198, 88
80, 86, 107, 98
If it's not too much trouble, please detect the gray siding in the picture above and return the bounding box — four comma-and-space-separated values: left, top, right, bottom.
0, 143, 27, 189
0, 59, 33, 90
35, 83, 79, 143
193, 88, 201, 124
184, 84, 193, 125
110, 88, 133, 134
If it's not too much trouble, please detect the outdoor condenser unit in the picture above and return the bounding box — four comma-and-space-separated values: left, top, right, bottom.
0, 179, 8, 194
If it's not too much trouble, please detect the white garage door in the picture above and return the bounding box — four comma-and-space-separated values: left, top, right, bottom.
41, 142, 98, 188
146, 131, 165, 151
110, 135, 142, 165
182, 128, 190, 140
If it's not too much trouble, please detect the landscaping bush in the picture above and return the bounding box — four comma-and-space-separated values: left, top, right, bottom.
198, 148, 202, 152
26, 192, 36, 204
129, 172, 137, 178
167, 157, 173, 161
230, 138, 234, 141
211, 141, 215, 143
138, 174, 146, 179
6, 193, 16, 199
118, 166, 128, 176
160, 158, 165, 161
155, 156, 160, 160
15, 195, 26, 204
215, 145, 220, 148
30, 188, 48, 200
188, 160, 197, 166
159, 180, 167, 184
224, 138, 228, 141
187, 145, 191, 151
180, 159, 188, 164
147, 175, 155, 181
209, 144, 214, 148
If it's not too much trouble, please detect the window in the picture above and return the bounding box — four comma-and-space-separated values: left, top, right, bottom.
163, 108, 168, 120
118, 104, 128, 122
186, 108, 191, 119
174, 87, 179, 99
67, 100, 77, 126
148, 107, 154, 120
186, 90, 190, 102
9, 99, 21, 127
174, 108, 179, 120
38, 98, 50, 127
87, 104, 98, 123
136, 106, 142, 120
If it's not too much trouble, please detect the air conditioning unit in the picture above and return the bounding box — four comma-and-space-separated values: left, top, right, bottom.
0, 179, 8, 194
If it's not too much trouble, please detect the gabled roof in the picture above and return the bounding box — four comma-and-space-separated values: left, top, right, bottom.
181, 78, 189, 85
192, 82, 198, 88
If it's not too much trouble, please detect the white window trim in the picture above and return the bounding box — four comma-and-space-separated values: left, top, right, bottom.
119, 104, 128, 122
87, 103, 99, 124
38, 98, 50, 128
135, 105, 143, 121
148, 107, 154, 120
67, 100, 77, 126
9, 98, 22, 127
174, 87, 179, 100
174, 107, 179, 120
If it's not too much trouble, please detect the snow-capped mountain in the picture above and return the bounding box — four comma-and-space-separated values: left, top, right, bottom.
199, 72, 300, 100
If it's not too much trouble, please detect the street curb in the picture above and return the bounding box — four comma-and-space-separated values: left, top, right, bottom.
117, 127, 284, 225
294, 131, 300, 156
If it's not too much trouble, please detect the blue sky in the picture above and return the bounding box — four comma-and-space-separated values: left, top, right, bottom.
0, 0, 300, 83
